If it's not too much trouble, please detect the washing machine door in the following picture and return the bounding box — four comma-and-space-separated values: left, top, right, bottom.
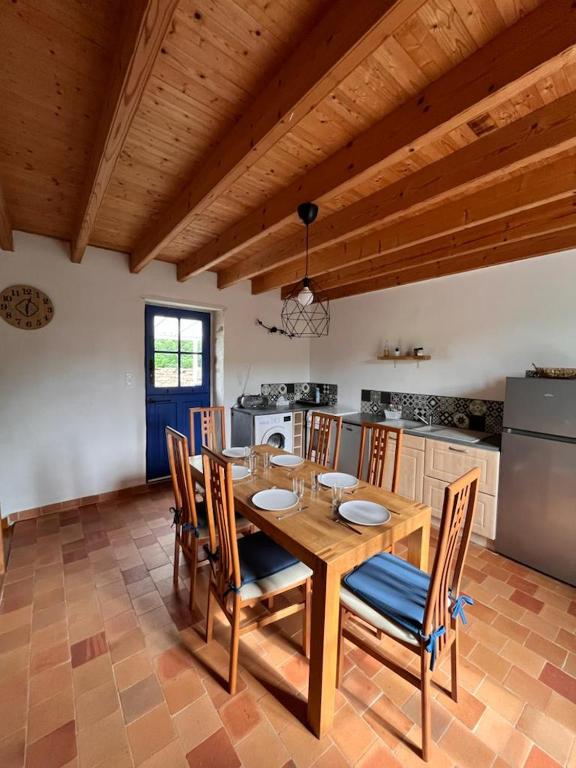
261, 426, 286, 449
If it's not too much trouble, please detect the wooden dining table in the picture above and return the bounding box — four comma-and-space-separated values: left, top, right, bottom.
189, 444, 432, 738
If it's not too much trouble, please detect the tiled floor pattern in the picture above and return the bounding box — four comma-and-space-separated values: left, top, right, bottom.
0, 486, 575, 768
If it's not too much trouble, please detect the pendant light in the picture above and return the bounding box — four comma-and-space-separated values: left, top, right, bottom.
281, 202, 330, 338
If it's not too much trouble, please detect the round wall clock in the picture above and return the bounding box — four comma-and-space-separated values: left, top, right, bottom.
0, 285, 54, 330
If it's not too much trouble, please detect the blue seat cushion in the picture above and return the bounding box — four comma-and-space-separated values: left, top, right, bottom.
343, 552, 431, 636
237, 531, 299, 585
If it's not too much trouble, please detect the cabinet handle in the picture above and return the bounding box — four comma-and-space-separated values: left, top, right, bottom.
448, 446, 467, 453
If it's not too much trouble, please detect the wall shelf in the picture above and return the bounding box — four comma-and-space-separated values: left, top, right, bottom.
377, 355, 431, 367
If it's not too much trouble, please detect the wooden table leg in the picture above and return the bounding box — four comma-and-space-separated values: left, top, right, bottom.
307, 560, 340, 738
405, 517, 431, 572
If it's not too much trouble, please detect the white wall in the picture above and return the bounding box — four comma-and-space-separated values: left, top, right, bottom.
310, 250, 576, 407
0, 232, 310, 515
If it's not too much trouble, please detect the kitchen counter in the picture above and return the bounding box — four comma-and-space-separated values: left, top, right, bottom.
232, 403, 357, 417
341, 412, 501, 451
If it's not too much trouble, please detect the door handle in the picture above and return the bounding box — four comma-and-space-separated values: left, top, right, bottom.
448, 446, 467, 453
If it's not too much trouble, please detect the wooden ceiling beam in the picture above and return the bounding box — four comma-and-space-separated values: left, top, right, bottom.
280, 197, 576, 296
180, 0, 576, 280
70, 0, 178, 264
128, 0, 427, 274
322, 227, 576, 301
0, 180, 14, 251
252, 154, 576, 294
221, 88, 576, 288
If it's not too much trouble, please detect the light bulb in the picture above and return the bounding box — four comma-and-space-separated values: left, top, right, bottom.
297, 285, 314, 306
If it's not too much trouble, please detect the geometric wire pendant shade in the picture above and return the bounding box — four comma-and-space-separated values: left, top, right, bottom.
281, 202, 330, 338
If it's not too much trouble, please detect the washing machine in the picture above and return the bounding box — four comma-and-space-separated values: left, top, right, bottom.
254, 412, 294, 451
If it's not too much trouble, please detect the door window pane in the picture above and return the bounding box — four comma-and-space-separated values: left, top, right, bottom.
180, 319, 203, 353
154, 316, 178, 352
180, 354, 203, 386
155, 353, 178, 387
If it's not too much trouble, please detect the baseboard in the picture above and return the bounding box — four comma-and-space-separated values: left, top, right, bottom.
6, 479, 171, 525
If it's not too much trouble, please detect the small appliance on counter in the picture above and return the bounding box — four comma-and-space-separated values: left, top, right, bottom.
236, 394, 267, 409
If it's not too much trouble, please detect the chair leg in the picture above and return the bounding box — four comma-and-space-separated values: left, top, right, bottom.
173, 532, 180, 588
189, 543, 198, 613
450, 629, 459, 703
336, 606, 346, 688
420, 650, 432, 763
303, 579, 312, 659
205, 586, 214, 643
229, 595, 241, 695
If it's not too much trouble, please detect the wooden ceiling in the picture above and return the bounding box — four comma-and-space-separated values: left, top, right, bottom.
1, 0, 575, 300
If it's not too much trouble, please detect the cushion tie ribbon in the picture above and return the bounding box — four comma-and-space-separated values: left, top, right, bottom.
420, 626, 446, 671
451, 594, 474, 625
170, 506, 181, 527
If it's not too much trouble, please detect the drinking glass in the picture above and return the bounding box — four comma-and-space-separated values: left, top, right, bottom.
248, 452, 257, 475
310, 471, 320, 495
262, 452, 271, 472
331, 484, 343, 515
292, 477, 305, 511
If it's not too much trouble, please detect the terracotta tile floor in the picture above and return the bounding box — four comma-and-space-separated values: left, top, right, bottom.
0, 486, 575, 768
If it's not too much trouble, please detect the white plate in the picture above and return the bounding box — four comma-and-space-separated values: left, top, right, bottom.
252, 489, 299, 511
222, 447, 249, 458
232, 464, 251, 481
339, 500, 391, 526
318, 472, 358, 489
271, 454, 304, 468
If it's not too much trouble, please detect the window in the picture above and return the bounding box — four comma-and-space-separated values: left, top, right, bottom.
153, 315, 204, 388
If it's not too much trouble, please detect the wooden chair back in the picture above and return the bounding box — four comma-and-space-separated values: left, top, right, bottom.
357, 423, 403, 491
307, 411, 342, 469
189, 406, 226, 455
202, 446, 242, 597
166, 427, 200, 532
422, 467, 480, 657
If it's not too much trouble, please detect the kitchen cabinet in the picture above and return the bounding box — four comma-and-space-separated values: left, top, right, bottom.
424, 439, 499, 496
339, 424, 425, 501
339, 421, 500, 541
423, 439, 499, 540
423, 476, 497, 539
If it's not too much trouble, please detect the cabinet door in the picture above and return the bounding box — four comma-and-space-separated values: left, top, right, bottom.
422, 476, 497, 539
382, 444, 424, 501
424, 440, 499, 495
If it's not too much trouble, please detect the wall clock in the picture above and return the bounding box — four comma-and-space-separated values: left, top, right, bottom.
0, 285, 54, 329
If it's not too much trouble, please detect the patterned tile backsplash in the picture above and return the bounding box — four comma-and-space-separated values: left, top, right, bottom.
361, 389, 504, 434
260, 382, 338, 405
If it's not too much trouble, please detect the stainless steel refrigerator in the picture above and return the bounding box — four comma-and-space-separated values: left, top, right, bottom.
495, 377, 576, 586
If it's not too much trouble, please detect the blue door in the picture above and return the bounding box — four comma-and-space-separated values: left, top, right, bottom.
145, 305, 211, 480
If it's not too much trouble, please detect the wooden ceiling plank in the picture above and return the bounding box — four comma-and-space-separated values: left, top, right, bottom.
180, 0, 576, 280
281, 197, 576, 295
0, 180, 14, 251
128, 0, 428, 273
223, 84, 576, 288
70, 0, 179, 264
323, 226, 576, 301
252, 151, 576, 294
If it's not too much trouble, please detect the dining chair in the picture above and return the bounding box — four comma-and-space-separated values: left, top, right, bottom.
307, 411, 342, 469
202, 446, 313, 694
166, 427, 250, 612
357, 423, 403, 492
337, 467, 480, 762
189, 406, 226, 455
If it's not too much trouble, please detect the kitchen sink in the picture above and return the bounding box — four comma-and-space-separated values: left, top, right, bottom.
412, 425, 485, 443
377, 418, 422, 429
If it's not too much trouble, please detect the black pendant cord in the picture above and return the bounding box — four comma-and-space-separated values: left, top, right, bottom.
304, 222, 309, 280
